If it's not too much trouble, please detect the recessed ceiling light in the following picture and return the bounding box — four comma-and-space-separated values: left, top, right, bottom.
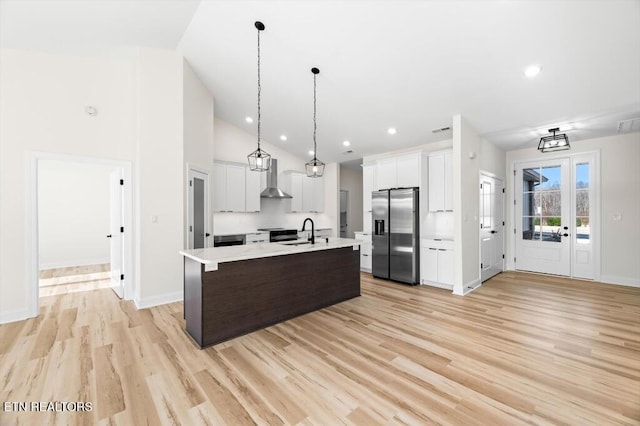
343, 140, 351, 147
280, 135, 287, 141
245, 116, 253, 123
524, 64, 542, 78
387, 127, 397, 135
308, 150, 315, 155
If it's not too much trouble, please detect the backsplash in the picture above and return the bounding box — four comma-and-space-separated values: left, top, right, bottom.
213, 198, 333, 234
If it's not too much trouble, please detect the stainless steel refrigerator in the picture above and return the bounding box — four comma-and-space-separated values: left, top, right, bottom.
372, 188, 420, 284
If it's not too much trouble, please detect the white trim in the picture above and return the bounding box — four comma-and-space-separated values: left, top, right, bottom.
134, 291, 183, 309
27, 152, 135, 322
39, 258, 110, 270
461, 278, 482, 295
600, 275, 640, 288
187, 164, 211, 249
421, 281, 454, 291
0, 309, 31, 324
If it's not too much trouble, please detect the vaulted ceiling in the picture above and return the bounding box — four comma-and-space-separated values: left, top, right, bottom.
2, 0, 639, 163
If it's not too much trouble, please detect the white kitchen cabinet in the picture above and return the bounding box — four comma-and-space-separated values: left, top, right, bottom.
428, 150, 453, 212
355, 232, 372, 272
420, 239, 454, 288
213, 162, 261, 213
376, 158, 397, 190
362, 164, 376, 233
284, 171, 323, 213
396, 154, 421, 188
375, 153, 421, 190
245, 232, 268, 244
245, 168, 262, 212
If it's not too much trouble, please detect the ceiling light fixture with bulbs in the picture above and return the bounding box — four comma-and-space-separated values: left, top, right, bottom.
246, 21, 271, 172
538, 127, 570, 152
305, 67, 325, 178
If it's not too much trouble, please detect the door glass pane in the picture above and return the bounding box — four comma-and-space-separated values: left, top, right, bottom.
541, 217, 562, 242
576, 162, 590, 243
541, 192, 561, 216
194, 177, 205, 249
523, 217, 537, 240
540, 166, 561, 190
482, 182, 491, 229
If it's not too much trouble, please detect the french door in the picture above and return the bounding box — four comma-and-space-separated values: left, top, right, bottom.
515, 153, 596, 279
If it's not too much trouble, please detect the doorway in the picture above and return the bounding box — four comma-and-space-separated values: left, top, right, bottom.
480, 173, 504, 282
28, 153, 133, 317
514, 152, 598, 279
187, 167, 210, 249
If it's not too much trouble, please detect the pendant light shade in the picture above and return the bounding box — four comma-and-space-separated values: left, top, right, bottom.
247, 21, 271, 172
538, 127, 570, 153
305, 67, 325, 178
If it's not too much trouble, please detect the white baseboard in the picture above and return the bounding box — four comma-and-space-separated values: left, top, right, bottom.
39, 258, 110, 270
420, 281, 453, 291
599, 275, 640, 288
0, 309, 31, 324
134, 291, 183, 309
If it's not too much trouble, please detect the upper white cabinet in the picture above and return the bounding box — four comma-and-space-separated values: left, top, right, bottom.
213, 162, 262, 213
375, 153, 421, 190
245, 168, 262, 212
362, 164, 376, 233
283, 171, 324, 213
428, 150, 453, 212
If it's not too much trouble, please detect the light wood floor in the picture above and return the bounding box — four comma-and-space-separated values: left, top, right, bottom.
1, 271, 639, 425
39, 264, 111, 296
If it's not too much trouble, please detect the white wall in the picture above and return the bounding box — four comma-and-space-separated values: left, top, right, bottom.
134, 47, 184, 304
212, 118, 338, 233
506, 132, 640, 286
480, 138, 506, 179
38, 160, 114, 269
183, 59, 215, 248
0, 48, 135, 322
339, 165, 363, 237
453, 115, 481, 294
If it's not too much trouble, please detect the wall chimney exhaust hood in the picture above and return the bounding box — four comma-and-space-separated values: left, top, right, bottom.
260, 159, 292, 198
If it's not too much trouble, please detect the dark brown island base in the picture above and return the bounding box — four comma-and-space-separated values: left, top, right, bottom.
181, 240, 361, 348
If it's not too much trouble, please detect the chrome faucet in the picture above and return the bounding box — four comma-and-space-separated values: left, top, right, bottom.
301, 218, 315, 244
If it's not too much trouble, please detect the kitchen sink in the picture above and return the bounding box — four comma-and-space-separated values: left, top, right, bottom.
278, 240, 311, 246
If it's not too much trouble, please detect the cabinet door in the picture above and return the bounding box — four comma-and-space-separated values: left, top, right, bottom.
302, 175, 314, 212
363, 165, 375, 212
312, 177, 324, 212
396, 154, 420, 188
438, 249, 454, 285
212, 163, 226, 212
444, 151, 453, 211
428, 154, 445, 212
225, 165, 246, 212
376, 158, 397, 190
360, 252, 372, 271
245, 168, 261, 212
421, 247, 439, 283
289, 173, 303, 213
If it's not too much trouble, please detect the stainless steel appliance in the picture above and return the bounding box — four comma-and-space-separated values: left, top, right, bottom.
372, 188, 420, 284
257, 228, 299, 243
213, 234, 246, 247
260, 159, 292, 199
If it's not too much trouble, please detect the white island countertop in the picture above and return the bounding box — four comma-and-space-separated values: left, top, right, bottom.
180, 238, 361, 272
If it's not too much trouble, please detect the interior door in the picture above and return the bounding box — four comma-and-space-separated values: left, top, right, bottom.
109, 169, 124, 298
515, 159, 571, 276
188, 169, 209, 249
480, 174, 504, 282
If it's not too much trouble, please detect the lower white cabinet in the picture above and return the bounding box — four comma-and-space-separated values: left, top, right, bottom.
420, 239, 454, 287
245, 232, 268, 244
355, 232, 372, 272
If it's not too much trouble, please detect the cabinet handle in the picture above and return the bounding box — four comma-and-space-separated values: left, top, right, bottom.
362, 254, 369, 257
438, 249, 446, 251
429, 248, 437, 251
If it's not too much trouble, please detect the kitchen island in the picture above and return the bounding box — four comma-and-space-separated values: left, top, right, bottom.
179, 238, 361, 348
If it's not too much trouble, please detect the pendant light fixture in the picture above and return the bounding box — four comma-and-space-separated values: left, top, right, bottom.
306, 67, 325, 178
538, 127, 570, 153
247, 21, 271, 172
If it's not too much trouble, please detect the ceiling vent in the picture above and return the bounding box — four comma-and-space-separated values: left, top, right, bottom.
342, 150, 353, 155
432, 126, 451, 134
617, 118, 640, 134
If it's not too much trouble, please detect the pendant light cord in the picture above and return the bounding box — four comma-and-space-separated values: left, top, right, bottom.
257, 27, 262, 149
313, 72, 317, 159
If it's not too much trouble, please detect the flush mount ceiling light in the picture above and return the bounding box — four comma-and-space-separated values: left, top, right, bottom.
538, 127, 570, 152
305, 67, 325, 178
387, 127, 397, 135
247, 21, 271, 172
524, 64, 542, 78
